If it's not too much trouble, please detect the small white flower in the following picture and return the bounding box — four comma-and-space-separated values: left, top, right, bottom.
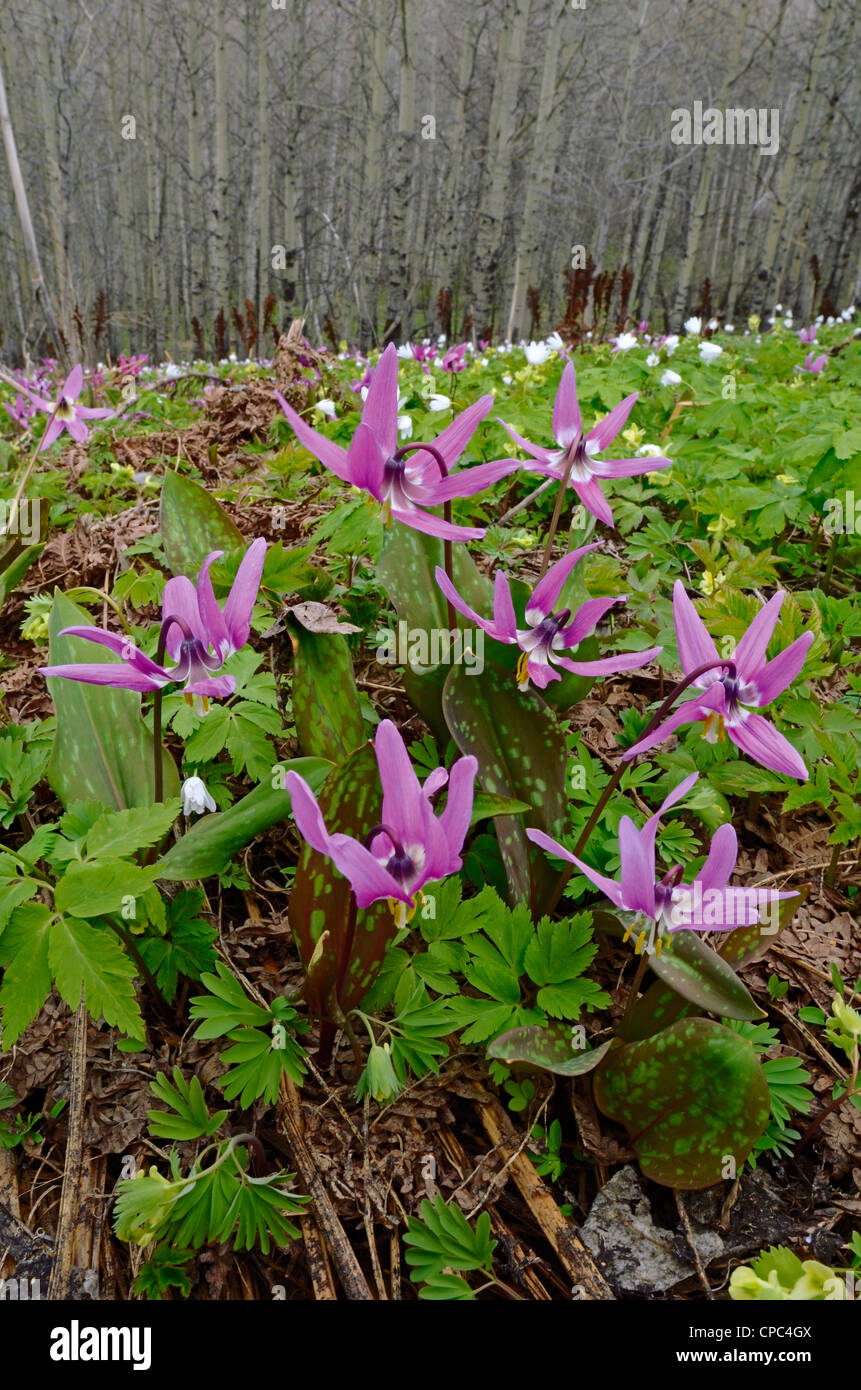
636, 442, 665, 457
663, 334, 679, 355
545, 331, 564, 352
397, 414, 413, 438
164, 362, 182, 378
314, 398, 336, 418
428, 393, 451, 411
524, 340, 552, 365
826, 316, 835, 325
585, 331, 593, 340
661, 368, 682, 387
774, 303, 782, 313
699, 341, 723, 364
614, 332, 638, 352
646, 351, 660, 367
783, 316, 793, 328
684, 316, 702, 336
182, 775, 216, 816
396, 343, 414, 359
724, 324, 735, 333
707, 318, 719, 332
502, 374, 513, 385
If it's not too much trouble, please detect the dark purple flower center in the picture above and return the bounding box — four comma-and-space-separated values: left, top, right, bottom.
170, 636, 224, 685
364, 822, 417, 884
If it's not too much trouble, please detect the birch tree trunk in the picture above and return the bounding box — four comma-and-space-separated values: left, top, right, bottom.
211, 0, 231, 343
0, 46, 67, 363
472, 0, 532, 338
384, 0, 418, 343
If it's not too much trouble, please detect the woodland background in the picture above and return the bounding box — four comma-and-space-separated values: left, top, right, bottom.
0, 0, 859, 363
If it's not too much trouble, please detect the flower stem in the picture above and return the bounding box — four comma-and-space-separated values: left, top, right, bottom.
394, 440, 457, 631
547, 658, 737, 913
538, 451, 577, 579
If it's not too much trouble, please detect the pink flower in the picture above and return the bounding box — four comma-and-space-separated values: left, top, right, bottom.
434, 542, 662, 691
19, 364, 113, 451
623, 581, 812, 779
285, 719, 477, 916
795, 352, 827, 375
496, 362, 671, 526
277, 343, 518, 541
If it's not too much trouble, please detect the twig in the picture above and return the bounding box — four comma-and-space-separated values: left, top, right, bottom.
47, 998, 88, 1300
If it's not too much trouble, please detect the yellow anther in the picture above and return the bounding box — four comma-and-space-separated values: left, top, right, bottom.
635, 928, 647, 955
654, 935, 663, 958
516, 651, 530, 687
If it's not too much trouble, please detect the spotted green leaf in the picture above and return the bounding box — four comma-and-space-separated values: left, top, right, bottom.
159, 469, 244, 576
594, 1019, 770, 1189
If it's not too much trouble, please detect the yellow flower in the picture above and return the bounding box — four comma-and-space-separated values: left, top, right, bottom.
748, 314, 761, 332
698, 570, 726, 596
776, 473, 797, 485
622, 424, 645, 448
707, 513, 737, 537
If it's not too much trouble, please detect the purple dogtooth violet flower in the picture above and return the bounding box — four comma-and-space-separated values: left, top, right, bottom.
495, 362, 672, 526
276, 342, 519, 541
795, 351, 827, 375
528, 771, 798, 957
434, 541, 662, 692
18, 363, 114, 451
285, 719, 477, 927
623, 580, 812, 780
41, 538, 267, 714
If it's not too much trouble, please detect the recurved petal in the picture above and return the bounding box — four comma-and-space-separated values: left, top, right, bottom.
733, 591, 785, 681
40, 662, 165, 691
696, 822, 738, 893
586, 391, 637, 451
275, 390, 352, 482
673, 579, 720, 675
161, 576, 202, 658
222, 537, 267, 653
526, 828, 625, 908
572, 475, 613, 525
728, 713, 808, 780
619, 815, 657, 916
556, 645, 662, 676
361, 343, 399, 459
526, 542, 603, 623
552, 363, 582, 448
749, 631, 813, 705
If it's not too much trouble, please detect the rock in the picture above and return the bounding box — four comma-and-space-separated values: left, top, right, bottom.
581, 1165, 723, 1295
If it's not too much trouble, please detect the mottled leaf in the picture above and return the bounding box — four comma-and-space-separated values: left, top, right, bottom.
489, 1024, 612, 1076
287, 743, 393, 1019
442, 663, 570, 912
286, 616, 365, 762
156, 758, 331, 881
160, 469, 244, 576
594, 1019, 770, 1189
46, 592, 179, 811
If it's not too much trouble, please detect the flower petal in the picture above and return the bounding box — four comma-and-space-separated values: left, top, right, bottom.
526, 829, 625, 908
421, 394, 494, 469
195, 550, 231, 658
161, 576, 203, 658
526, 543, 603, 623
556, 594, 625, 648
418, 457, 520, 504
572, 475, 613, 525
557, 644, 662, 676
619, 815, 657, 916
586, 392, 637, 451
40, 662, 164, 691
392, 504, 484, 541
491, 570, 518, 640
62, 365, 84, 401
361, 343, 399, 459
751, 631, 814, 705
673, 579, 720, 675
275, 390, 352, 482
728, 713, 808, 780
622, 687, 723, 760
222, 537, 266, 653
437, 754, 477, 858
591, 455, 672, 478
377, 719, 434, 850
496, 419, 557, 467
733, 591, 784, 682
552, 363, 582, 448
696, 823, 738, 893
56, 625, 169, 680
